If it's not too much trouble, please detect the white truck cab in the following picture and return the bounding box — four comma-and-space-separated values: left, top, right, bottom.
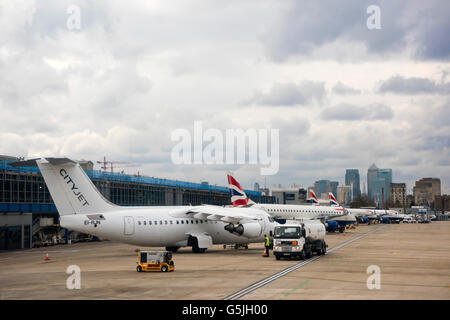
273, 221, 327, 260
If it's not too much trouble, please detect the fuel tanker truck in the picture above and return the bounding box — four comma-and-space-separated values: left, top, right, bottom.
273, 220, 327, 260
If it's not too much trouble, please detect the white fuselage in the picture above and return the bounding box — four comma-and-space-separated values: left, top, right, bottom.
60, 206, 276, 247
346, 208, 377, 220
251, 203, 346, 221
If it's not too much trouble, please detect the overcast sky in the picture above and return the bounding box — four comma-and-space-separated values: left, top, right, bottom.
0, 0, 449, 194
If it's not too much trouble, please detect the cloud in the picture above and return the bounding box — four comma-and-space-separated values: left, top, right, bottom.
321, 103, 393, 121
262, 0, 450, 62
0, 1, 449, 193
248, 81, 326, 106
332, 82, 361, 95
378, 75, 450, 95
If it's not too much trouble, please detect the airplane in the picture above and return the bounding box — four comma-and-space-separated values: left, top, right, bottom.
11, 158, 278, 253
227, 172, 356, 233
331, 193, 404, 224
308, 190, 327, 205
374, 209, 404, 224
328, 192, 378, 224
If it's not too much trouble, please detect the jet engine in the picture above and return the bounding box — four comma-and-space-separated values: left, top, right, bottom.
224, 222, 262, 238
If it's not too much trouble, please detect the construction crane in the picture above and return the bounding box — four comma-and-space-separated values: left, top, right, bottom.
97, 156, 141, 173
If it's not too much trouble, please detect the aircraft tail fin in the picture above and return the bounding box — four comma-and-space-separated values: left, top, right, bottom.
329, 192, 340, 206
11, 158, 118, 216
227, 172, 255, 207
308, 190, 320, 205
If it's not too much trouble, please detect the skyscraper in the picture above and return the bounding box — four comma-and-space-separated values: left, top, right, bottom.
314, 180, 339, 198
367, 163, 379, 200
378, 168, 392, 202
314, 180, 330, 199
345, 169, 361, 200
330, 181, 339, 197
367, 164, 393, 207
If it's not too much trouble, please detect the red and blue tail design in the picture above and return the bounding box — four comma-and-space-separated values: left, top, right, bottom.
329, 192, 340, 206
309, 190, 320, 205
227, 172, 254, 207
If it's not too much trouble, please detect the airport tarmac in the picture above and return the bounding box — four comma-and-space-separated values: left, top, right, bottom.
0, 222, 449, 300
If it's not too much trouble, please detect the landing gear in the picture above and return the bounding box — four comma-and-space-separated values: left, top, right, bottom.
166, 246, 179, 253
189, 237, 207, 253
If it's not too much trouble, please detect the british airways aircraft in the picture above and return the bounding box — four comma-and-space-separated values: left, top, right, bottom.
308, 190, 327, 205
328, 192, 378, 224
227, 172, 355, 233
11, 158, 277, 253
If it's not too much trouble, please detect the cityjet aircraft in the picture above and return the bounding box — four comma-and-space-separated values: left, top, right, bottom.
328, 192, 378, 224
11, 158, 277, 253
227, 173, 356, 233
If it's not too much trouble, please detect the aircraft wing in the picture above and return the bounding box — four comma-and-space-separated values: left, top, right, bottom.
169, 205, 261, 224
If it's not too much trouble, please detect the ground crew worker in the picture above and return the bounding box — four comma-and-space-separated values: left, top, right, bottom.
264, 234, 270, 257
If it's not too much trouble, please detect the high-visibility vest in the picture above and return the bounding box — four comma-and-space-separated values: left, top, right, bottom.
265, 237, 270, 247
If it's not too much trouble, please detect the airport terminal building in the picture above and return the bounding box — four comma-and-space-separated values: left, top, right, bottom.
0, 156, 275, 250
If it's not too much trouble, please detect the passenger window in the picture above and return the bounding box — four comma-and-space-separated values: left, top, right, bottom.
160, 220, 163, 224
149, 221, 152, 225
186, 220, 189, 224
170, 221, 173, 224
200, 220, 203, 224
191, 220, 194, 224
143, 221, 146, 225
138, 221, 141, 225
181, 220, 184, 224
165, 220, 168, 225
154, 221, 157, 225
195, 220, 198, 224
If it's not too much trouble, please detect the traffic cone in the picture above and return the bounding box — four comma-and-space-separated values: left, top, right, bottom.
262, 250, 267, 257
45, 251, 50, 261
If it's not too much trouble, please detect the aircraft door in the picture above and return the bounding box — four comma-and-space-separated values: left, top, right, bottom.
124, 216, 135, 235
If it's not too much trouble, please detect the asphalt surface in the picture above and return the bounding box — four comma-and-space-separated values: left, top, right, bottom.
0, 222, 449, 300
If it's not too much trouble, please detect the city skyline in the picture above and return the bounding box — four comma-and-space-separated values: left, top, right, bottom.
0, 1, 448, 194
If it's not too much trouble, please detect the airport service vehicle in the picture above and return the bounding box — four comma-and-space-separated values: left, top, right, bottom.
402, 216, 415, 223
227, 173, 353, 232
11, 158, 277, 253
137, 251, 174, 272
273, 221, 327, 260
